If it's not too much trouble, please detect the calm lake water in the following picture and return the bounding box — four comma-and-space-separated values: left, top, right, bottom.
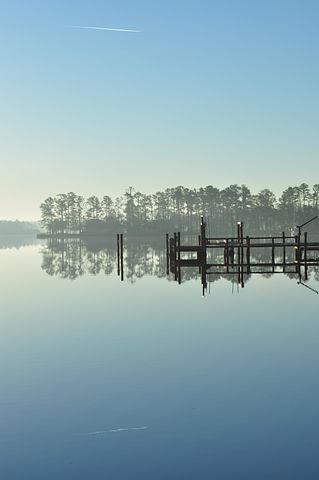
1, 237, 319, 479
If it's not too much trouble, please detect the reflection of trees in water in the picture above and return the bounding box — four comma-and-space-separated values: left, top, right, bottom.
41, 240, 116, 280
41, 239, 319, 286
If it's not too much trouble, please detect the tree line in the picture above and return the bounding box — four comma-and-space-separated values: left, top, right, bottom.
40, 183, 319, 236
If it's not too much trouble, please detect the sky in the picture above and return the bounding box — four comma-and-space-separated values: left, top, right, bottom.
1, 0, 318, 219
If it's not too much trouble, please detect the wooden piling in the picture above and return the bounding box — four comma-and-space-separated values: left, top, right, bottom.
117, 233, 120, 276
282, 232, 286, 273
246, 236, 251, 274
304, 231, 308, 281
177, 232, 181, 284
166, 233, 169, 275
237, 222, 241, 266
226, 239, 229, 272
295, 235, 298, 273
240, 222, 244, 266
174, 232, 178, 281
200, 218, 207, 264
272, 237, 275, 272
200, 218, 206, 247
120, 233, 124, 281
297, 233, 301, 276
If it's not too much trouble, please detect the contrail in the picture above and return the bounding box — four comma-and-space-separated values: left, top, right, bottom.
70, 25, 141, 33
88, 426, 148, 435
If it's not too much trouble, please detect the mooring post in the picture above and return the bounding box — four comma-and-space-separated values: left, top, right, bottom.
282, 232, 286, 273
240, 222, 244, 266
173, 232, 178, 281
272, 237, 275, 272
177, 232, 182, 284
246, 235, 251, 274
166, 233, 169, 275
297, 232, 301, 270
296, 234, 301, 278
200, 217, 205, 245
117, 233, 120, 276
295, 235, 298, 273
304, 231, 308, 281
226, 239, 229, 272
200, 217, 207, 263
120, 233, 124, 281
237, 222, 241, 266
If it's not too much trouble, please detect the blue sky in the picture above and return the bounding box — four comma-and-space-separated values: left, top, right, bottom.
1, 0, 318, 218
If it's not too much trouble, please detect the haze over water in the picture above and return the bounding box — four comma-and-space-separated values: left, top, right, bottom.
1, 237, 319, 479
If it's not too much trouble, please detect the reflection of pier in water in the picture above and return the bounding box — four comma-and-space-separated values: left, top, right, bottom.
40, 226, 319, 293
167, 217, 319, 295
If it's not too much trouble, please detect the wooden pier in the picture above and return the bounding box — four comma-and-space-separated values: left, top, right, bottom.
167, 216, 319, 294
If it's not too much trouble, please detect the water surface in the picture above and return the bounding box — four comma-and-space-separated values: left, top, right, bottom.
1, 238, 319, 479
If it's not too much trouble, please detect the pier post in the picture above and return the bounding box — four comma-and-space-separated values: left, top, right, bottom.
237, 222, 241, 266
272, 237, 275, 272
294, 235, 298, 272
296, 234, 301, 279
166, 234, 169, 275
117, 233, 120, 276
282, 232, 286, 273
120, 233, 124, 281
240, 222, 244, 267
177, 232, 181, 284
174, 233, 178, 281
200, 217, 207, 264
226, 239, 229, 272
246, 236, 251, 274
304, 231, 308, 281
